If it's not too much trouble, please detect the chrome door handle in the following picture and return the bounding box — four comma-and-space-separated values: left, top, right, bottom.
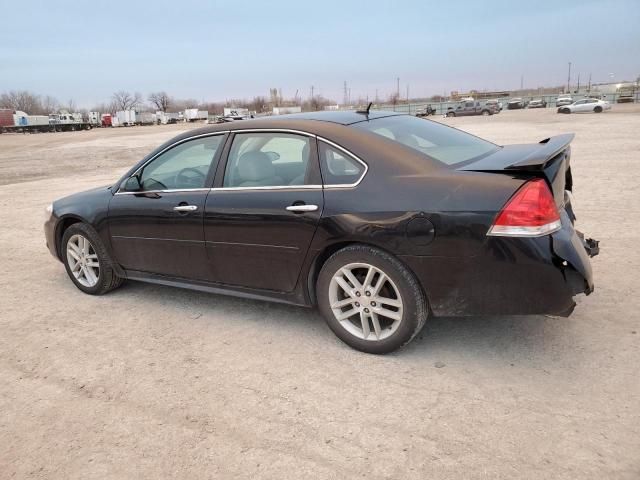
286, 204, 318, 212
173, 205, 198, 212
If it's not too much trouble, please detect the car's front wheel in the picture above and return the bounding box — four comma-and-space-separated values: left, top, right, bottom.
594, 106, 603, 113
62, 223, 123, 295
446, 111, 455, 117
317, 245, 428, 354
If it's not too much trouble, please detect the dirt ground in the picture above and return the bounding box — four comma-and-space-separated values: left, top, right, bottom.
1, 106, 639, 479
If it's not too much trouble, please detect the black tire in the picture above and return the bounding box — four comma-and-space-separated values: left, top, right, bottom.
61, 222, 124, 295
446, 111, 455, 117
316, 245, 428, 354
481, 109, 491, 116
594, 106, 603, 113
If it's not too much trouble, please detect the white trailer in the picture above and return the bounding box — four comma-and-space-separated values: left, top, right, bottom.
156, 111, 181, 124
184, 108, 207, 122
137, 112, 157, 125
14, 112, 49, 127
116, 110, 136, 126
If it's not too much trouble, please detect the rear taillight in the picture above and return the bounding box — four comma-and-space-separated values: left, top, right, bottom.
488, 178, 561, 237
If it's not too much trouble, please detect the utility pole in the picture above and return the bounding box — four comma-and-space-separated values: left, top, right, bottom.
588, 73, 592, 92
406, 84, 409, 103
397, 77, 400, 98
567, 62, 572, 92
577, 73, 580, 92
343, 81, 348, 106
310, 85, 314, 101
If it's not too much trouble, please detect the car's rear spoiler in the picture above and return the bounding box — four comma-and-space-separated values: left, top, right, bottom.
458, 133, 575, 173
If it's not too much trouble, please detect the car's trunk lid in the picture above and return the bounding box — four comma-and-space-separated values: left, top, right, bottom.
457, 134, 574, 207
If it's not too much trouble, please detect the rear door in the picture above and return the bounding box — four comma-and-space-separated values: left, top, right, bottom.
203, 130, 323, 292
108, 133, 226, 279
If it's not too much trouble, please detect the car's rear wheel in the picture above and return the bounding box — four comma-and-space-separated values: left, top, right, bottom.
481, 109, 491, 116
446, 111, 455, 117
594, 106, 603, 113
317, 245, 428, 354
62, 223, 123, 295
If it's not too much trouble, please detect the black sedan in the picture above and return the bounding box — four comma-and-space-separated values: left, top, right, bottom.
44, 110, 598, 354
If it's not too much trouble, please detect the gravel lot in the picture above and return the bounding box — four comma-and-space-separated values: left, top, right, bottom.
1, 106, 639, 479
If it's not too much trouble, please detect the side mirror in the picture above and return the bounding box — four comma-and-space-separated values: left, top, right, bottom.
122, 175, 142, 192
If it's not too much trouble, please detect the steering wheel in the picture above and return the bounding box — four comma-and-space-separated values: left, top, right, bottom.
176, 167, 206, 188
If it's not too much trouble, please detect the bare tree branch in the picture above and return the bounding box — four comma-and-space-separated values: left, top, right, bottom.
148, 91, 171, 112
111, 90, 142, 110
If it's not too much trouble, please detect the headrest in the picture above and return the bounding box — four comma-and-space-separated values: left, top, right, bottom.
237, 151, 274, 182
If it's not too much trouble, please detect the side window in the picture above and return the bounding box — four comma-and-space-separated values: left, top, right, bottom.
223, 133, 311, 187
137, 135, 222, 191
318, 141, 366, 186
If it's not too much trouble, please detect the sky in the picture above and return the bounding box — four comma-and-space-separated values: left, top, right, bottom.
1, 0, 639, 108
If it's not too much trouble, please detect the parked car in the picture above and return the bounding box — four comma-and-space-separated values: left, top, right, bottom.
507, 98, 527, 109
528, 98, 547, 108
557, 98, 611, 114
485, 99, 502, 112
415, 105, 436, 117
446, 100, 495, 117
44, 111, 598, 354
556, 96, 573, 106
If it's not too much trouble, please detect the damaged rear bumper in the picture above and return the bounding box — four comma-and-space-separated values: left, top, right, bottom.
402, 211, 597, 317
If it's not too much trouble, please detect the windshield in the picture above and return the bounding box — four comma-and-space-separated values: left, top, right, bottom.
353, 115, 500, 166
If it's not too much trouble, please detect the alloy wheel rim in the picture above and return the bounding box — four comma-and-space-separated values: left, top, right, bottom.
66, 234, 100, 287
328, 262, 403, 341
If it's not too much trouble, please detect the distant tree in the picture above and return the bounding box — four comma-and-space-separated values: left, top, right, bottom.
303, 95, 336, 112
111, 90, 142, 110
63, 98, 76, 112
0, 90, 42, 114
91, 101, 118, 114
169, 98, 199, 112
41, 95, 59, 114
388, 92, 401, 106
148, 91, 171, 112
247, 96, 268, 113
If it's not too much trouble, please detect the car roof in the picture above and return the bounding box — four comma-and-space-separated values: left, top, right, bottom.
260, 110, 403, 125
171, 110, 407, 140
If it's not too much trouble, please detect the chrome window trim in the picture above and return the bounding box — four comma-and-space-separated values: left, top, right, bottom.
317, 137, 369, 188
210, 184, 323, 192
116, 128, 369, 195
116, 131, 229, 194
229, 128, 317, 137
115, 188, 211, 196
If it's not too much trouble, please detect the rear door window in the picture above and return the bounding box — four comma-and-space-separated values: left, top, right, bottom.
318, 141, 366, 186
223, 132, 311, 187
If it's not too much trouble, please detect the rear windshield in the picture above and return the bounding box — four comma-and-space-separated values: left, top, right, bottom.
353, 115, 499, 166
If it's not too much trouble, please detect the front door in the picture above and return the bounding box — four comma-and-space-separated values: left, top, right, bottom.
204, 131, 323, 292
108, 133, 226, 279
